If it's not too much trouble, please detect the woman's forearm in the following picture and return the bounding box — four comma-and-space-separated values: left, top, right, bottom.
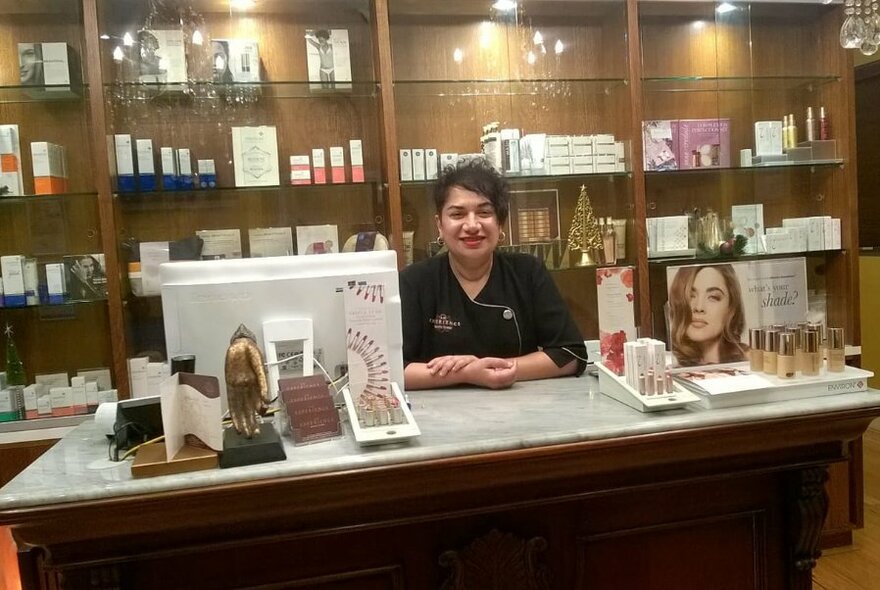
512, 351, 577, 381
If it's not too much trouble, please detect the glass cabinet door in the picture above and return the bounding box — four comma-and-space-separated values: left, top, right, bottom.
638, 1, 855, 348
95, 0, 386, 362
389, 0, 635, 338
0, 1, 112, 394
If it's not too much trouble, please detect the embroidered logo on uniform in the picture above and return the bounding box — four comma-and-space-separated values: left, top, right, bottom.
429, 313, 461, 333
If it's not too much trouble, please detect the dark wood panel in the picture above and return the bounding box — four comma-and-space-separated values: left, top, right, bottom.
856, 65, 880, 247
0, 440, 56, 488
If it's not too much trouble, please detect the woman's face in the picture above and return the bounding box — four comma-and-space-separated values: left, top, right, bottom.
436, 186, 501, 265
686, 267, 730, 344
19, 45, 41, 84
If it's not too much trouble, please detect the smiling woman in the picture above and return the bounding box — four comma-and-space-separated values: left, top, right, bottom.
668, 263, 749, 366
399, 159, 587, 391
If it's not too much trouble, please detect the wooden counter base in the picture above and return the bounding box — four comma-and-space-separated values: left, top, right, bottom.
3, 403, 877, 590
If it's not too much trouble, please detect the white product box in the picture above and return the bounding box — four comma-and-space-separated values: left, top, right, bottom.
312, 148, 327, 184
135, 138, 156, 191
49, 386, 73, 416
160, 146, 177, 190
290, 155, 311, 185
23, 258, 37, 306
146, 362, 170, 397
46, 262, 66, 304
412, 149, 426, 181
571, 155, 595, 174
349, 139, 365, 183
197, 159, 216, 188
249, 227, 293, 257
1, 255, 25, 307
18, 43, 72, 86
764, 230, 796, 254
425, 148, 439, 180
128, 357, 149, 398
502, 140, 520, 174
547, 156, 571, 175
85, 381, 99, 409
196, 228, 243, 259
30, 141, 67, 194
731, 204, 765, 254
225, 39, 261, 83
570, 136, 594, 157
481, 131, 502, 171
440, 153, 458, 170
138, 30, 187, 84
329, 146, 346, 183
0, 125, 23, 197
114, 134, 135, 191
176, 148, 193, 189
231, 126, 279, 187
70, 375, 87, 414
399, 149, 413, 181
832, 218, 841, 250
755, 121, 784, 157
545, 136, 570, 158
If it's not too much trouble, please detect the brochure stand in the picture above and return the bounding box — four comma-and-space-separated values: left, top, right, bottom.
342, 382, 420, 446
596, 362, 700, 412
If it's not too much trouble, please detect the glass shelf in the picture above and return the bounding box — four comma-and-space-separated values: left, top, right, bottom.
103, 80, 379, 100
645, 159, 844, 178
402, 170, 631, 187
394, 78, 628, 98
0, 299, 108, 315
642, 75, 840, 93
115, 181, 379, 202
0, 84, 87, 104
0, 191, 97, 205
647, 248, 845, 266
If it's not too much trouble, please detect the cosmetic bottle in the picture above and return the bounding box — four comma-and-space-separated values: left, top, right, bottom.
764, 329, 779, 375
827, 327, 845, 372
788, 114, 798, 148
602, 217, 617, 265
805, 107, 816, 142
777, 333, 796, 379
782, 115, 790, 149
794, 327, 807, 374
819, 106, 830, 140
749, 328, 764, 372
803, 330, 821, 377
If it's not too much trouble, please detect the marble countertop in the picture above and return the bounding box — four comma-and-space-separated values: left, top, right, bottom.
1, 376, 879, 511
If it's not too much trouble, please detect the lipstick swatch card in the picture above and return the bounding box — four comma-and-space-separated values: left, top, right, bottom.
596, 267, 636, 375
343, 282, 390, 401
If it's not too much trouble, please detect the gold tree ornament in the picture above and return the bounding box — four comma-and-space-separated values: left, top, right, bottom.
565, 184, 602, 266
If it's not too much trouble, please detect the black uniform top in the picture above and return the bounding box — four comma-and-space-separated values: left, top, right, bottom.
400, 252, 587, 375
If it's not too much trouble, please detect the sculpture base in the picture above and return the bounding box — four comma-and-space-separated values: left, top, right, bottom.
219, 423, 286, 469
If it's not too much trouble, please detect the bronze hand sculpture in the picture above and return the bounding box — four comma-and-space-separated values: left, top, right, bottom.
224, 324, 269, 438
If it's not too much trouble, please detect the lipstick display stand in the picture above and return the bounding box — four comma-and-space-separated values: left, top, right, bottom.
596, 362, 699, 413
343, 382, 421, 446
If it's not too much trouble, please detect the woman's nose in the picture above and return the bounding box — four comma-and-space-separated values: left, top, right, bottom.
463, 213, 480, 229
691, 295, 705, 313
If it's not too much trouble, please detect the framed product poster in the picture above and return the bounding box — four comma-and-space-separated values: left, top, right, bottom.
666, 257, 808, 367
596, 266, 636, 375
305, 28, 352, 90
507, 189, 560, 245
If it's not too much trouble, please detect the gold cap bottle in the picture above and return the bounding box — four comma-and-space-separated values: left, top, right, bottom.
764, 328, 779, 375
803, 330, 821, 376
827, 327, 845, 373
777, 332, 796, 379
749, 328, 765, 372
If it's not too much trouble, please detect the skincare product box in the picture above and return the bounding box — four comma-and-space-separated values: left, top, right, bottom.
128, 357, 149, 398
678, 118, 731, 169
196, 228, 242, 259
519, 134, 546, 174
85, 381, 99, 411
30, 142, 68, 194
764, 229, 797, 254
114, 134, 135, 192
50, 386, 73, 417
350, 140, 365, 182
0, 125, 23, 197
570, 136, 593, 157
755, 121, 784, 157
18, 42, 73, 87
146, 362, 170, 397
70, 376, 87, 414
23, 258, 37, 305
36, 373, 68, 388
547, 156, 571, 176
647, 216, 689, 253
23, 384, 50, 419
642, 120, 679, 171
329, 146, 346, 183
160, 147, 177, 190
571, 155, 594, 174
545, 136, 570, 158
231, 126, 279, 187
197, 159, 216, 188
614, 141, 627, 172
138, 30, 187, 85
312, 148, 327, 184
249, 227, 293, 257
290, 155, 311, 185
502, 140, 520, 175
440, 153, 458, 170
425, 148, 439, 180
731, 204, 765, 254
296, 224, 339, 255
411, 149, 426, 181
217, 39, 260, 83
0, 389, 20, 422
481, 127, 502, 171
1, 255, 26, 307
399, 149, 413, 181
46, 262, 66, 304
832, 218, 842, 250
135, 139, 156, 191
176, 148, 193, 190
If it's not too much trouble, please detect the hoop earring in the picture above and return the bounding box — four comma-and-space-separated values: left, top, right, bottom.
499, 230, 507, 242
437, 236, 445, 246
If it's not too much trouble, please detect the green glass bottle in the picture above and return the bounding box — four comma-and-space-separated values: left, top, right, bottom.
2, 324, 25, 421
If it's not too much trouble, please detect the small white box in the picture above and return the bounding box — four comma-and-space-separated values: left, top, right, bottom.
412, 149, 426, 181
114, 134, 135, 191
49, 386, 73, 417
231, 126, 279, 187
0, 255, 25, 307
547, 156, 571, 175
832, 218, 842, 250
329, 146, 346, 183
440, 153, 458, 170
128, 357, 149, 398
570, 136, 593, 157
545, 136, 570, 158
399, 149, 413, 181
571, 155, 594, 174
755, 121, 784, 157
176, 148, 192, 175
23, 258, 37, 306
312, 148, 327, 184
46, 262, 66, 304
349, 139, 364, 183
160, 146, 177, 189
425, 148, 439, 180
70, 376, 87, 414
290, 155, 311, 185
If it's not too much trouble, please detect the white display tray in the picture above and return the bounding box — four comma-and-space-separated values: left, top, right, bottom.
342, 382, 421, 446
673, 363, 874, 409
596, 362, 700, 412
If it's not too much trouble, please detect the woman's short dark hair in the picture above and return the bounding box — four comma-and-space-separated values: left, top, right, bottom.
433, 158, 510, 224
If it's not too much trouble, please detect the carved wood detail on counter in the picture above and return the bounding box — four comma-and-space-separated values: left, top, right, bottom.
439, 529, 549, 590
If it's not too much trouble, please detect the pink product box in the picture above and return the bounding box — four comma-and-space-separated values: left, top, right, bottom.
642, 120, 679, 171
678, 118, 731, 170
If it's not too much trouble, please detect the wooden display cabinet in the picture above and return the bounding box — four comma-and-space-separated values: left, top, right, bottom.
0, 0, 112, 384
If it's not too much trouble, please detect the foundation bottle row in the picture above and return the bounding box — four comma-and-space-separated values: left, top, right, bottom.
749, 325, 845, 379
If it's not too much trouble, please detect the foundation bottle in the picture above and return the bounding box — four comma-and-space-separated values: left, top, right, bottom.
602, 217, 617, 265
803, 330, 822, 377
764, 329, 779, 375
794, 327, 807, 374
827, 327, 845, 373
749, 328, 765, 372
777, 333, 796, 379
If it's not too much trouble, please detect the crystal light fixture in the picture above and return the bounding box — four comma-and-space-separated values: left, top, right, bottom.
840, 0, 880, 56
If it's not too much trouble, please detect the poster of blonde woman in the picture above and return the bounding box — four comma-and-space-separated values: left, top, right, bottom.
666, 258, 808, 366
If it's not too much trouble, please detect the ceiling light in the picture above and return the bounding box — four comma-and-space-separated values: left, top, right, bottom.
554, 39, 564, 55
492, 1, 516, 12
533, 31, 543, 45
453, 48, 463, 64
122, 32, 134, 46
99, 34, 110, 40
192, 30, 204, 46
692, 21, 706, 30
527, 50, 536, 65
716, 3, 737, 14
230, 0, 255, 10
112, 46, 124, 62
